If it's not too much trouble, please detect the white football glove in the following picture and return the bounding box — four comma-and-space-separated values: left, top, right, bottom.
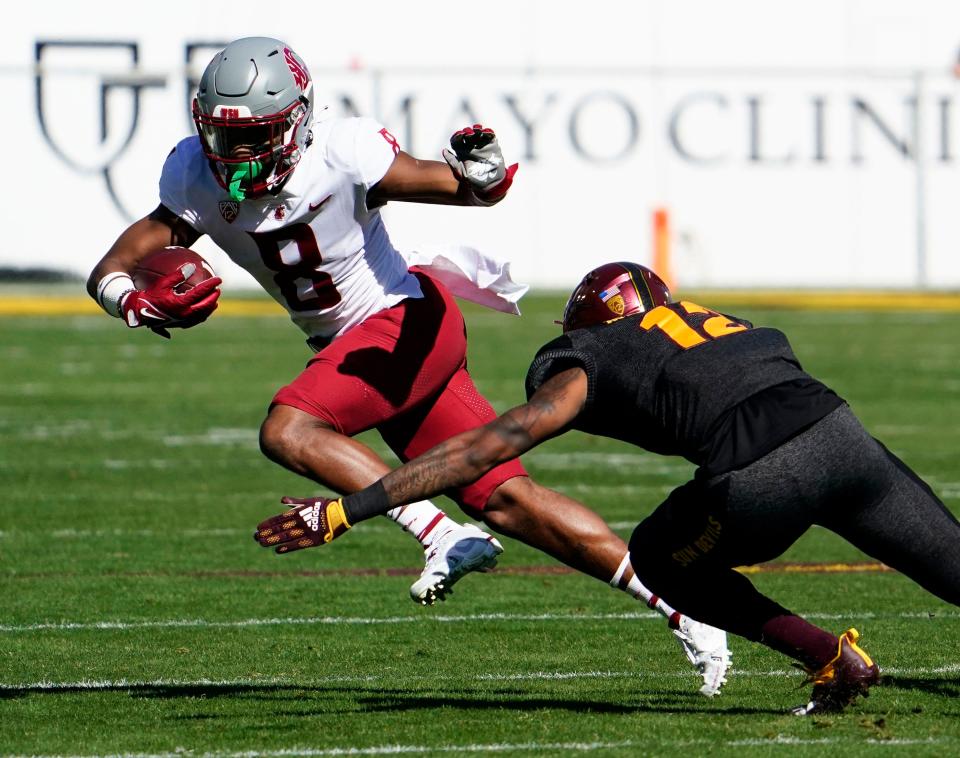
442, 124, 518, 206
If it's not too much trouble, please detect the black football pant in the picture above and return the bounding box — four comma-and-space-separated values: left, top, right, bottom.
629, 404, 960, 641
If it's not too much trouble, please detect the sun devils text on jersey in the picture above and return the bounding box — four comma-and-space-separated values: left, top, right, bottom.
526, 301, 843, 476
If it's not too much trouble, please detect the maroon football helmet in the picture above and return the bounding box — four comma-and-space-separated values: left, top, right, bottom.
561, 262, 671, 332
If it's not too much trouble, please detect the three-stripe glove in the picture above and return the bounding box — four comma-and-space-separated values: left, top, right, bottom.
254, 496, 352, 553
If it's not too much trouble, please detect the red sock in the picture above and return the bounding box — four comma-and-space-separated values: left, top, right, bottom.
760, 614, 839, 670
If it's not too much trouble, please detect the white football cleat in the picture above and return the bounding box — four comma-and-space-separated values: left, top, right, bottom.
672, 616, 732, 696
410, 524, 503, 605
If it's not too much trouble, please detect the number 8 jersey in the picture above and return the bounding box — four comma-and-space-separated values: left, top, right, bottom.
159, 117, 423, 341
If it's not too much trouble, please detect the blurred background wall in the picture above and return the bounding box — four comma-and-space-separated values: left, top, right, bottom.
6, 0, 960, 290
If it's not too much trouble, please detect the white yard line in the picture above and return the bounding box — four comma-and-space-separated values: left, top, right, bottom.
4, 662, 959, 693
3, 735, 952, 758
7, 743, 641, 758
0, 611, 660, 633
0, 524, 402, 539
3, 608, 958, 634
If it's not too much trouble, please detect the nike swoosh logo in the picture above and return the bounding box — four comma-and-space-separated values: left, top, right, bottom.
309, 194, 332, 212
139, 306, 165, 320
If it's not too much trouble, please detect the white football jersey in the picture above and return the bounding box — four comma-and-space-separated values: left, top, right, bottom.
159, 117, 423, 340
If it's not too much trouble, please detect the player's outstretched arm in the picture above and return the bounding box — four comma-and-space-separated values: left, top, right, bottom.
86, 204, 201, 300
254, 368, 588, 553
368, 124, 517, 207
87, 205, 218, 337
372, 366, 587, 510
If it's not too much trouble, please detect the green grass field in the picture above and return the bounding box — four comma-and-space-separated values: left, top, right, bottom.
2, 292, 959, 756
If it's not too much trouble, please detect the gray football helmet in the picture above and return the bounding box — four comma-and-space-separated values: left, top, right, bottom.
193, 37, 314, 201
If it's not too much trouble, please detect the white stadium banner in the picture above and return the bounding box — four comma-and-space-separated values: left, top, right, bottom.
5, 0, 960, 290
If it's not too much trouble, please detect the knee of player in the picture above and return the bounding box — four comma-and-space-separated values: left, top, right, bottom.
487, 475, 538, 508
479, 477, 535, 532
259, 406, 310, 462
480, 505, 515, 536
258, 416, 286, 462
482, 476, 585, 538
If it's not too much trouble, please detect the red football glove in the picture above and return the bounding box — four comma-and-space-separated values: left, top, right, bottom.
254, 496, 352, 553
442, 124, 518, 206
120, 264, 222, 339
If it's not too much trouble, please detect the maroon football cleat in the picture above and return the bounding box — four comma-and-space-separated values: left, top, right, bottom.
792, 628, 880, 715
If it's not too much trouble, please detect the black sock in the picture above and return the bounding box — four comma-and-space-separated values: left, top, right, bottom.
342, 481, 392, 524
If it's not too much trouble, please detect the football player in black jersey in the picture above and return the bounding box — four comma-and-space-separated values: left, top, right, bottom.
256, 262, 960, 715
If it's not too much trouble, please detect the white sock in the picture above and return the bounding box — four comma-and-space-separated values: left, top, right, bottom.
610, 552, 683, 628
385, 500, 459, 549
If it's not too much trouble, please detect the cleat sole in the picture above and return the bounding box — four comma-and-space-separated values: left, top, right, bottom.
410, 529, 503, 605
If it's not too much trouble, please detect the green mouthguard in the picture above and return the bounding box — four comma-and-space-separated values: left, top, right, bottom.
227, 160, 263, 202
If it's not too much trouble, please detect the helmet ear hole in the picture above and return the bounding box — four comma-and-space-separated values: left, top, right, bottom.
561, 262, 672, 332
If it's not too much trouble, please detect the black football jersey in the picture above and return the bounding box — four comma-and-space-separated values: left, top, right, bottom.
525, 301, 840, 473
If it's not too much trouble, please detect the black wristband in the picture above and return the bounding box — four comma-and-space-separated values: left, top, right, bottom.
342, 480, 392, 524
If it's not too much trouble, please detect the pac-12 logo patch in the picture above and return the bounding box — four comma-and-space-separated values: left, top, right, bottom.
219, 200, 239, 223
606, 295, 625, 315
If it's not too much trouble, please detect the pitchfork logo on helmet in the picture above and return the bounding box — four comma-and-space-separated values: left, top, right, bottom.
561, 262, 672, 332
193, 37, 315, 202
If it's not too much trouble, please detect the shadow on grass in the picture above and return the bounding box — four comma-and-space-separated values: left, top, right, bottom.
0, 683, 307, 701
348, 691, 780, 717
880, 675, 960, 699
0, 681, 786, 716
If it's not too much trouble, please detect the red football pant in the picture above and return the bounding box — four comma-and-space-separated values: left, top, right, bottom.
272, 272, 527, 512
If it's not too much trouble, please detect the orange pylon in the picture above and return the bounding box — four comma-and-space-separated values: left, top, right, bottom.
652, 207, 676, 293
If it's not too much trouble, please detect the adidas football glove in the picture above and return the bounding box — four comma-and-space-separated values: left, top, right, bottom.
442, 124, 518, 206
120, 264, 222, 339
254, 496, 352, 553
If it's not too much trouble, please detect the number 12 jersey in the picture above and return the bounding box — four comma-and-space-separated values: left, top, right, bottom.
525, 302, 843, 476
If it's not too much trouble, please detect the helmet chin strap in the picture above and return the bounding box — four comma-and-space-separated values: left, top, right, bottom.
227, 160, 263, 202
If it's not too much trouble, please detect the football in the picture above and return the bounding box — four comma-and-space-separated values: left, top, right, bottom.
133, 246, 217, 294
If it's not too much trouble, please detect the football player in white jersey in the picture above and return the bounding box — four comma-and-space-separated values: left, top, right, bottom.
86, 37, 730, 693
